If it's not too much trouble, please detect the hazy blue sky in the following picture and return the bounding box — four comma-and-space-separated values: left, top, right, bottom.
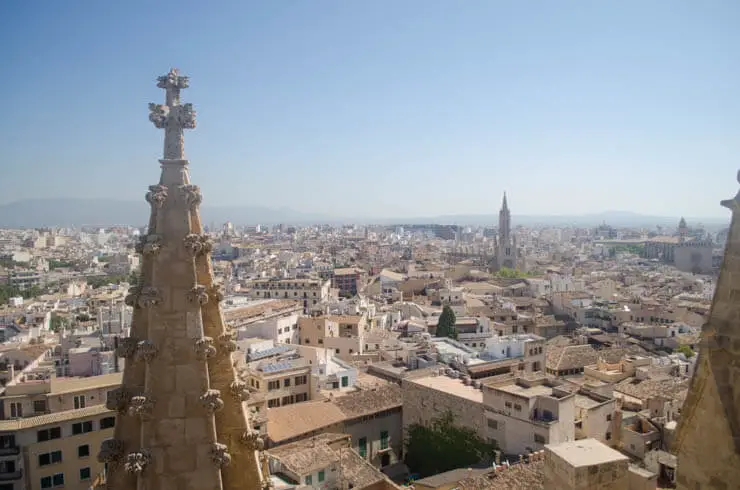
1, 1, 739, 219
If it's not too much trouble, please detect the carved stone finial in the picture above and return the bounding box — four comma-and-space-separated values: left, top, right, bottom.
137, 287, 162, 309
187, 285, 209, 306
106, 388, 129, 413
229, 380, 250, 401
124, 450, 152, 475
241, 430, 264, 451
207, 284, 224, 303
210, 443, 232, 468
179, 184, 203, 208
98, 439, 124, 465
135, 234, 162, 256
194, 337, 216, 360
135, 340, 158, 363
183, 233, 212, 256
200, 389, 224, 414
145, 185, 168, 207
128, 395, 156, 420
115, 337, 138, 359
157, 68, 189, 90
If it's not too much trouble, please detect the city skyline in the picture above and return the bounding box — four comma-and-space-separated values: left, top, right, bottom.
2, 1, 739, 219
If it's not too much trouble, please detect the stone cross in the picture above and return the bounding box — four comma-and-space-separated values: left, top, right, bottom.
149, 68, 197, 160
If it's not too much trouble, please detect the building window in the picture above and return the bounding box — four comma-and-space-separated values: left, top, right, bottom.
341, 376, 349, 388
295, 375, 307, 386
9, 403, 22, 418
380, 431, 389, 450
305, 475, 312, 485
100, 417, 116, 429
268, 381, 280, 391
80, 467, 91, 480
487, 419, 498, 430
74, 395, 86, 409
33, 400, 48, 413
606, 432, 612, 441
78, 445, 90, 458
295, 393, 308, 403
283, 378, 291, 387
358, 437, 367, 458
39, 450, 63, 466
72, 421, 94, 435
318, 470, 325, 483
37, 427, 62, 442
606, 413, 612, 422
267, 399, 280, 408
505, 401, 512, 409
282, 396, 294, 406
534, 434, 546, 444
514, 404, 522, 411
41, 473, 65, 489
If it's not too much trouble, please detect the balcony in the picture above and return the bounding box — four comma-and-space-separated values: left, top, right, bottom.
0, 446, 20, 457
0, 469, 23, 481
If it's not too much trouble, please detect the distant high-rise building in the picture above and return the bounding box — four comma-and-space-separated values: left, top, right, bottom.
496, 193, 517, 270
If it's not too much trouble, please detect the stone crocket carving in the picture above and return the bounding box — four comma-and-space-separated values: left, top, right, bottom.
207, 284, 224, 303
179, 184, 202, 208
135, 340, 158, 363
187, 285, 209, 305
124, 450, 152, 475
241, 430, 264, 451
135, 234, 162, 256
199, 389, 224, 414
194, 337, 216, 360
145, 185, 168, 207
182, 233, 212, 256
98, 439, 125, 465
124, 286, 142, 307
229, 380, 250, 401
148, 103, 168, 129
115, 337, 138, 359
217, 329, 238, 354
128, 395, 156, 420
210, 443, 232, 468
106, 387, 129, 414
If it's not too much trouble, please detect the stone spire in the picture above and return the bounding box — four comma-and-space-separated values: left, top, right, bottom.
100, 69, 267, 490
674, 170, 740, 489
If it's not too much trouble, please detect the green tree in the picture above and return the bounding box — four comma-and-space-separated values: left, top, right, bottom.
677, 345, 695, 358
496, 267, 532, 279
50, 313, 69, 333
405, 412, 496, 477
436, 305, 457, 340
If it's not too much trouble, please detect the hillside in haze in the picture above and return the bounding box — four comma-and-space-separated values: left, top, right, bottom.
0, 198, 729, 229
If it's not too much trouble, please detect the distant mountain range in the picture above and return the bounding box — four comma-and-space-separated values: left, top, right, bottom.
0, 198, 730, 229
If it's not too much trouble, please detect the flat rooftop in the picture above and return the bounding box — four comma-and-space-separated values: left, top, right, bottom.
494, 382, 555, 399
546, 439, 629, 467
406, 375, 483, 403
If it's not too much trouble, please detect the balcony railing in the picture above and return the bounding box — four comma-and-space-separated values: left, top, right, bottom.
0, 469, 23, 481
0, 446, 20, 456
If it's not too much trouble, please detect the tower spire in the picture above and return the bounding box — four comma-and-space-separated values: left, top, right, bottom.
101, 69, 266, 490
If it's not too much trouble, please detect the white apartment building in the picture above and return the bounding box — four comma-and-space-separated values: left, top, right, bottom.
241, 314, 300, 345
483, 377, 576, 456
480, 334, 546, 373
